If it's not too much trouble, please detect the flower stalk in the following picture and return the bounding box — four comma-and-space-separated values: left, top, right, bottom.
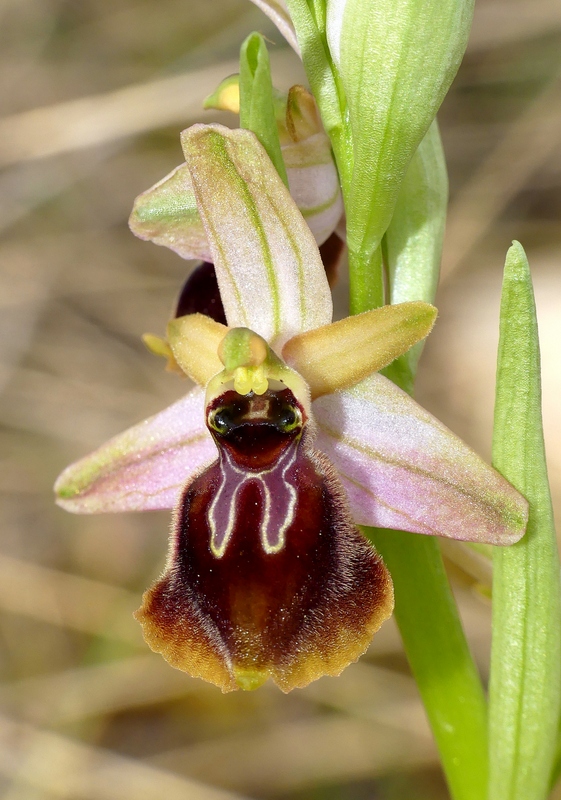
354, 126, 489, 799
339, 17, 488, 790
370, 529, 489, 800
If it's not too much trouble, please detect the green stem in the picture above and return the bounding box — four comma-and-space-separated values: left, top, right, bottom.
348, 245, 385, 313
549, 727, 561, 794
366, 528, 488, 800
350, 215, 488, 798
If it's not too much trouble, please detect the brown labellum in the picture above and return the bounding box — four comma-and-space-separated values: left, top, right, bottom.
135, 386, 393, 692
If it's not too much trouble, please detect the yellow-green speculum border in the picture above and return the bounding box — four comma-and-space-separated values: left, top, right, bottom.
135, 329, 394, 692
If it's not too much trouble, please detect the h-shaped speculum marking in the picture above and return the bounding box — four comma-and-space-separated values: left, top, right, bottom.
207, 442, 298, 557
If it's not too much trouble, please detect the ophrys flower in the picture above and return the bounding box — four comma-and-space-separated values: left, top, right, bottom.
55, 125, 528, 692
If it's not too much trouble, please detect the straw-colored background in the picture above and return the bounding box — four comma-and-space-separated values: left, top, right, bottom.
1, 1, 560, 797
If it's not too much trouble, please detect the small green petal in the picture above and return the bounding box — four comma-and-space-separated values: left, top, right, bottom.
167, 314, 227, 386
283, 301, 437, 398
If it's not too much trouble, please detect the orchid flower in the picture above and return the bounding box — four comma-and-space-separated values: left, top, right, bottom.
55, 125, 527, 693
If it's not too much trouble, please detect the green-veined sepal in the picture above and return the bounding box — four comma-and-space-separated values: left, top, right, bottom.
181, 124, 332, 349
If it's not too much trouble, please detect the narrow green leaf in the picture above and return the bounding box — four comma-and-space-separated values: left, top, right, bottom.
382, 119, 448, 390
239, 32, 288, 186
385, 120, 448, 309
489, 241, 561, 800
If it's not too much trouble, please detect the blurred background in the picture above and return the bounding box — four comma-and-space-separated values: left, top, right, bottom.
0, 1, 560, 798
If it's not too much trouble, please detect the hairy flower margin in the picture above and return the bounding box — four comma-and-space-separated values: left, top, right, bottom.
55, 125, 528, 692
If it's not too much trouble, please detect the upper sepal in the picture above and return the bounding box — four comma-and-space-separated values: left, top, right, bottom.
129, 86, 342, 263
181, 124, 332, 347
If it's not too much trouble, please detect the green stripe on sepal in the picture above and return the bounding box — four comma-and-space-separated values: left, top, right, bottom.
180, 124, 332, 349
489, 241, 561, 800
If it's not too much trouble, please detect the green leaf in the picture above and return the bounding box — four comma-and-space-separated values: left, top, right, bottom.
385, 119, 448, 309
382, 119, 448, 391
489, 241, 561, 800
239, 32, 288, 187
328, 0, 473, 307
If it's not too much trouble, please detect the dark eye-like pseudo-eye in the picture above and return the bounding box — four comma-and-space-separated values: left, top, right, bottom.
135, 383, 394, 692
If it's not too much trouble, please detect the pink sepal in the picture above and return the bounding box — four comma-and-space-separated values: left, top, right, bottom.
314, 374, 528, 544
55, 388, 216, 514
